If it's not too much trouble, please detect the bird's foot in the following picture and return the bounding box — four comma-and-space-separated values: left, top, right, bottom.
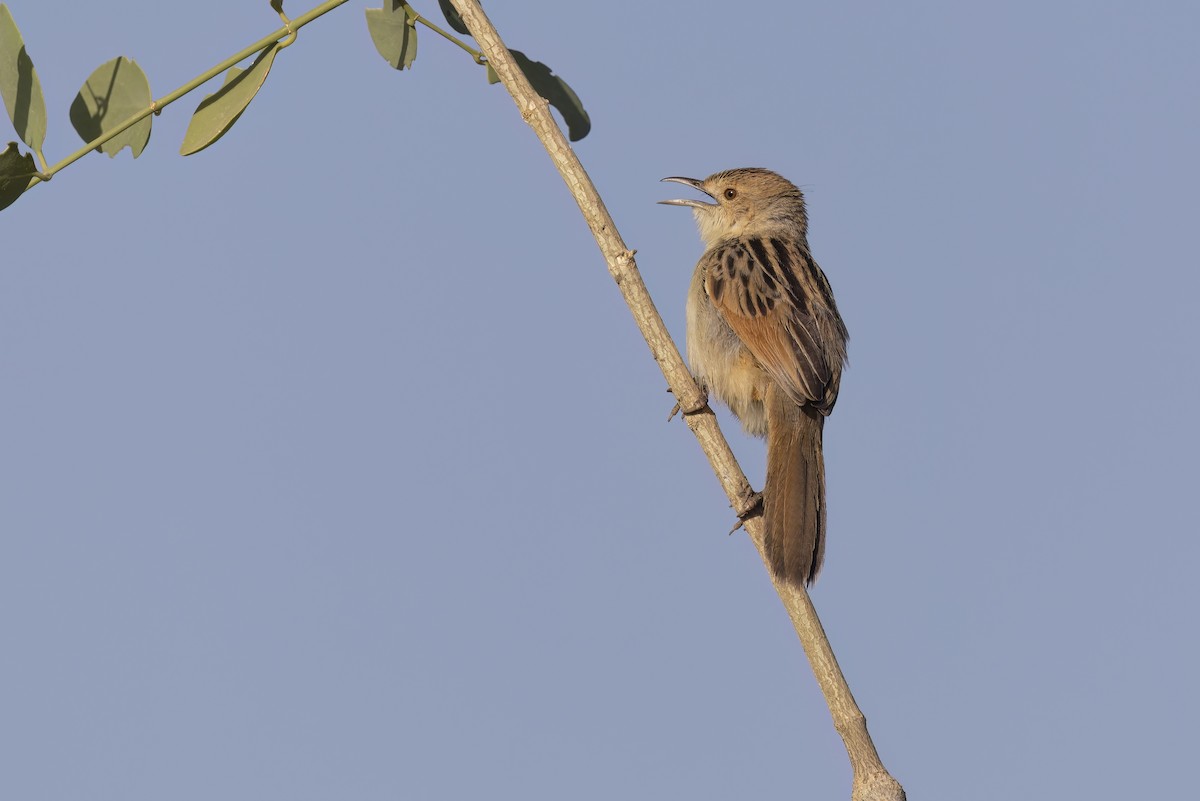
666, 385, 709, 422
729, 489, 763, 534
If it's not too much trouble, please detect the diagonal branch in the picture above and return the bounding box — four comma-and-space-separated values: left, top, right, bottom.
447, 2, 904, 799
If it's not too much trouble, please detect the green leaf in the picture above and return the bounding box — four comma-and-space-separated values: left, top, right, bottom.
69, 57, 153, 158
365, 2, 417, 71
180, 43, 279, 156
501, 50, 591, 142
437, 0, 470, 36
0, 140, 35, 211
0, 5, 48, 151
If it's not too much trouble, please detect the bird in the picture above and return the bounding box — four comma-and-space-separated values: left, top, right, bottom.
659, 168, 848, 587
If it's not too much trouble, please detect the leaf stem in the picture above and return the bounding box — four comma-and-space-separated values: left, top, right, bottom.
403, 4, 485, 63
31, 0, 351, 187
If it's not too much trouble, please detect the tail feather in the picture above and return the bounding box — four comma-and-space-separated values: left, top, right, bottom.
764, 384, 826, 586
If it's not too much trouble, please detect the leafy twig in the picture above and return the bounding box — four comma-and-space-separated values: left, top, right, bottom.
32, 0, 351, 187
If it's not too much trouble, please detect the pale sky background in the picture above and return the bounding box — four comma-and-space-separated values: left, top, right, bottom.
3, 2, 1198, 799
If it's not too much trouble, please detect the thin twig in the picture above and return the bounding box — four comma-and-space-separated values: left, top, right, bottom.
447, 2, 904, 799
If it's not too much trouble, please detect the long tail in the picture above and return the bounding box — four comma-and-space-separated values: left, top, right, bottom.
764, 383, 827, 587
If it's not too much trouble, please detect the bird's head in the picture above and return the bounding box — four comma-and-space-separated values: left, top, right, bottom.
659, 167, 808, 248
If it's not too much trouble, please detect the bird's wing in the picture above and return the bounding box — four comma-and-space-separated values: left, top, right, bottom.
702, 236, 838, 412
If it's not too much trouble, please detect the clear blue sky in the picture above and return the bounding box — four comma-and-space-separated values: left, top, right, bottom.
4, 2, 1198, 799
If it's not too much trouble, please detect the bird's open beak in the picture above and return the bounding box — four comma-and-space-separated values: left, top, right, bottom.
658, 176, 716, 209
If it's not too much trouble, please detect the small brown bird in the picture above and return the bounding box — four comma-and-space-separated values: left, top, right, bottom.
660, 168, 848, 586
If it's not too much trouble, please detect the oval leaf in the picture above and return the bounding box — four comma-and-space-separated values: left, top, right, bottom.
437, 0, 471, 36
0, 5, 47, 151
365, 2, 417, 70
507, 50, 591, 142
69, 56, 153, 158
0, 140, 35, 211
180, 44, 279, 156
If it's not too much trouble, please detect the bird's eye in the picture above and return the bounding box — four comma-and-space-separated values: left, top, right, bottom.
723, 188, 738, 200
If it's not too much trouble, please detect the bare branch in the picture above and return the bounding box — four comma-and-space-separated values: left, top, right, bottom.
447, 2, 904, 798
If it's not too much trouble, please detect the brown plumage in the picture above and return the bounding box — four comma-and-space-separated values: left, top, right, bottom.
660, 168, 848, 586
